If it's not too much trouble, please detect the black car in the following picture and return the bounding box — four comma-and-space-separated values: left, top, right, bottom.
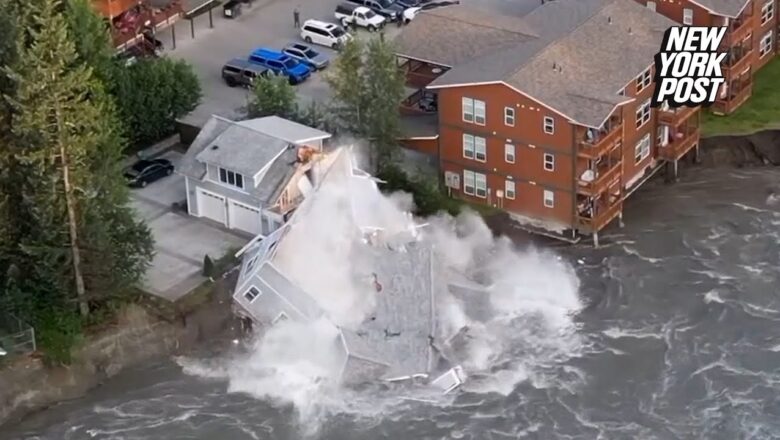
125, 158, 175, 188
346, 0, 404, 21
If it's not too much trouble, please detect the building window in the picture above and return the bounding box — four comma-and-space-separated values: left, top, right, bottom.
462, 97, 486, 125
635, 133, 651, 164
463, 134, 486, 161
504, 107, 515, 126
636, 67, 652, 92
543, 117, 554, 134
761, 0, 774, 25
683, 8, 693, 25
760, 31, 773, 57
543, 153, 554, 171
463, 170, 487, 198
219, 167, 244, 189
543, 190, 554, 208
244, 286, 261, 302
635, 99, 651, 128
505, 143, 515, 163
505, 180, 515, 199
656, 125, 665, 147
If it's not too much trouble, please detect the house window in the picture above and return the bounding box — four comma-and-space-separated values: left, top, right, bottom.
761, 0, 774, 25
683, 8, 693, 25
244, 286, 261, 302
505, 143, 515, 163
543, 190, 554, 208
505, 180, 516, 199
635, 133, 651, 164
463, 170, 487, 198
636, 67, 652, 92
543, 117, 554, 134
219, 167, 244, 189
462, 97, 486, 125
504, 107, 515, 126
543, 153, 554, 171
760, 31, 773, 57
636, 99, 651, 128
463, 134, 486, 161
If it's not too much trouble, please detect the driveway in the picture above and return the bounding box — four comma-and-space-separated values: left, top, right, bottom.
129, 150, 248, 301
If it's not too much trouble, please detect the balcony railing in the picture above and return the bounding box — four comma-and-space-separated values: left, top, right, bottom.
721, 16, 753, 49
658, 105, 697, 127
398, 59, 447, 89
400, 89, 438, 115
712, 81, 753, 115
577, 200, 623, 233
577, 122, 623, 160
723, 46, 754, 78
577, 160, 622, 197
657, 127, 700, 161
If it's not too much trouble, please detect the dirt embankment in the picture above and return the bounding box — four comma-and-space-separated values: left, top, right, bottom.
698, 129, 780, 167
0, 274, 241, 428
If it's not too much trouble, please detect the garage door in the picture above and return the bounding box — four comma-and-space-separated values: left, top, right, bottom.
197, 189, 227, 225
229, 200, 262, 235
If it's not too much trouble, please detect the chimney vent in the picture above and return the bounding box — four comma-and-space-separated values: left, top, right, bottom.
628, 27, 632, 34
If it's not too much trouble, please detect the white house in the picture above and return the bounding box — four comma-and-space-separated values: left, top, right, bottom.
177, 115, 331, 236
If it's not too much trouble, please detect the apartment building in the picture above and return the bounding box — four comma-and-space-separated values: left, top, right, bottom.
395, 0, 701, 245
635, 0, 779, 114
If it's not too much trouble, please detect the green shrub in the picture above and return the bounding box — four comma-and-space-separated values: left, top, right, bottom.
376, 164, 460, 217
34, 308, 83, 365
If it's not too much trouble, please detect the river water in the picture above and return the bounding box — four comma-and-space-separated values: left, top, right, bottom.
4, 167, 780, 440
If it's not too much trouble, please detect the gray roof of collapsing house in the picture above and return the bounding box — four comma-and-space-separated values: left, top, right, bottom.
395, 0, 677, 128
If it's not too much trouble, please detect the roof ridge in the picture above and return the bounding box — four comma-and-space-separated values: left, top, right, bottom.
424, 7, 537, 38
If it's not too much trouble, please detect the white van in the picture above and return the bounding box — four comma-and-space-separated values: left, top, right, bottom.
300, 19, 352, 50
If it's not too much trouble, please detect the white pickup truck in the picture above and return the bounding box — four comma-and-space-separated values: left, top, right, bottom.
334, 3, 386, 31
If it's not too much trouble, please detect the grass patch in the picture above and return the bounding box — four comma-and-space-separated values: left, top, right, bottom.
702, 57, 780, 136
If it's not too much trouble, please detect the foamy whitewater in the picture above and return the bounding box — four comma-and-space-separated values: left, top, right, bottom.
178, 148, 584, 435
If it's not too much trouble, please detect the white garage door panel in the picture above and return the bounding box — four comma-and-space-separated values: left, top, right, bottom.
229, 201, 262, 235
197, 189, 226, 225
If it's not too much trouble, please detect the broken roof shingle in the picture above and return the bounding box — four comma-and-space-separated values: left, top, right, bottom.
415, 0, 677, 128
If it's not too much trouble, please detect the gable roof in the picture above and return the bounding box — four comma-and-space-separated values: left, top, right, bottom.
398, 0, 676, 128
195, 124, 290, 177
238, 116, 332, 145
689, 0, 750, 18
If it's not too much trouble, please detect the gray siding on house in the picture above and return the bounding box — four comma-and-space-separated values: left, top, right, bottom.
234, 279, 308, 326
187, 178, 262, 217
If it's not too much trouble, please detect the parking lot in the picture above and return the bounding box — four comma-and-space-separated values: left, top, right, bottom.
129, 151, 248, 301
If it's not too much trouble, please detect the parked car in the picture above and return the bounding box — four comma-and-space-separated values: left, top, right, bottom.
247, 48, 312, 84
282, 44, 330, 70
334, 3, 386, 31
346, 0, 404, 21
124, 158, 175, 188
403, 0, 459, 23
395, 0, 421, 8
300, 19, 352, 50
222, 58, 270, 87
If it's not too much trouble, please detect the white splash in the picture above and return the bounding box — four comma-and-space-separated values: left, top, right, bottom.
181, 147, 584, 434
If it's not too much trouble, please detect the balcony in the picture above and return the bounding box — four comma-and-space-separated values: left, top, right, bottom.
722, 45, 754, 79
577, 121, 623, 160
111, 2, 182, 49
577, 198, 623, 233
658, 106, 697, 127
577, 159, 622, 197
400, 89, 438, 116
657, 126, 700, 161
397, 58, 448, 89
712, 81, 753, 115
721, 15, 754, 49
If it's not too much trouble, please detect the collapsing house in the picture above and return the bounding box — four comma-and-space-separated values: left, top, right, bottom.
231, 148, 470, 393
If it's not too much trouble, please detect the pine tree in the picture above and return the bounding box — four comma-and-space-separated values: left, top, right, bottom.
6, 0, 153, 320
65, 0, 117, 89
325, 38, 367, 134
248, 73, 298, 119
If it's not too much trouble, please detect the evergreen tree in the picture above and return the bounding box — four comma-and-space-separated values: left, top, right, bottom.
64, 0, 117, 89
325, 38, 366, 134
248, 73, 298, 119
4, 0, 153, 326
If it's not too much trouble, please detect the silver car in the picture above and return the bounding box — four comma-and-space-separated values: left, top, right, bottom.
282, 43, 330, 70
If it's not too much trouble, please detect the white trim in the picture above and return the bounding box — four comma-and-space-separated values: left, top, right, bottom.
185, 176, 194, 216
504, 106, 515, 126
543, 117, 555, 134
252, 145, 291, 184
395, 53, 453, 69
543, 189, 554, 208
399, 135, 440, 141
195, 187, 228, 225
682, 8, 694, 25
543, 153, 555, 171
272, 312, 289, 324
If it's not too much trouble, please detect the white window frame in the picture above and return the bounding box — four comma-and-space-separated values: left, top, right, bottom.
761, 0, 774, 25
475, 172, 487, 198
543, 153, 555, 171
760, 31, 773, 58
219, 167, 245, 190
463, 170, 475, 195
505, 143, 515, 163
636, 98, 651, 128
504, 107, 515, 126
683, 8, 693, 25
543, 117, 554, 134
474, 136, 486, 161
462, 97, 486, 125
505, 180, 515, 199
462, 133, 475, 159
636, 67, 652, 92
635, 133, 651, 164
543, 190, 554, 208
244, 286, 262, 302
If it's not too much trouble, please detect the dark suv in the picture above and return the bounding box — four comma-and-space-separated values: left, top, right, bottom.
346, 0, 404, 21
222, 58, 270, 87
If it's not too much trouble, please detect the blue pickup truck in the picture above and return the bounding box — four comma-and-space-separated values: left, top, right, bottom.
247, 48, 312, 85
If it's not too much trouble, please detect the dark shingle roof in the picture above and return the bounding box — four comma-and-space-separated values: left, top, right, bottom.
406, 0, 677, 128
